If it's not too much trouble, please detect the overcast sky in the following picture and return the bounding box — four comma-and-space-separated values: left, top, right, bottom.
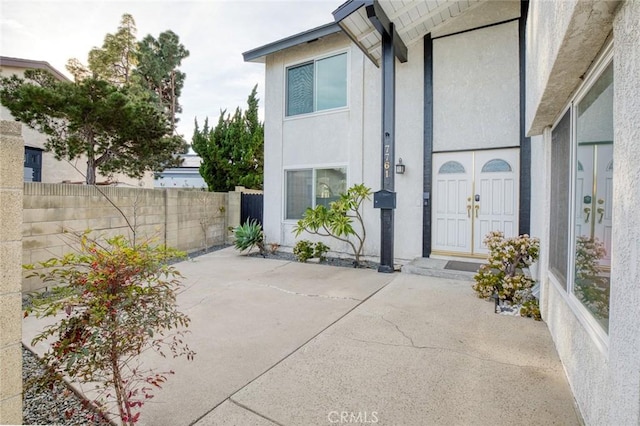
1, 0, 343, 141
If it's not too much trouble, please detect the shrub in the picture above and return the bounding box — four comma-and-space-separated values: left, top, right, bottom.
293, 240, 330, 263
24, 234, 195, 425
472, 231, 539, 301
293, 183, 371, 266
574, 236, 609, 319
313, 242, 330, 261
293, 240, 314, 263
234, 219, 265, 256
520, 299, 542, 320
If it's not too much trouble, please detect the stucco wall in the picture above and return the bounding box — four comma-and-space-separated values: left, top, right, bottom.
525, 0, 618, 136
609, 1, 640, 423
263, 32, 381, 257
0, 121, 23, 424
528, 0, 640, 424
433, 20, 520, 152
431, 0, 520, 38
22, 184, 229, 293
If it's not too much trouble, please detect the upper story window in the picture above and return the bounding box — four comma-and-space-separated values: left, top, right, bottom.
286, 52, 347, 117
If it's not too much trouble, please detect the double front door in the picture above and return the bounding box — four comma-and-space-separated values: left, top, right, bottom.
576, 143, 613, 267
432, 149, 519, 256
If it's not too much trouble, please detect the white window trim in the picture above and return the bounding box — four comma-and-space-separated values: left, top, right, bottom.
283, 49, 350, 120
282, 163, 349, 222
548, 41, 613, 354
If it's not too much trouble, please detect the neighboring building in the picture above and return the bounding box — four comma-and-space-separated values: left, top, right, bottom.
0, 56, 154, 187
154, 151, 207, 189
245, 0, 640, 424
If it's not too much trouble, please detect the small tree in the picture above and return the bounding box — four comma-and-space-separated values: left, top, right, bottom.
25, 234, 195, 425
293, 184, 371, 266
0, 70, 187, 184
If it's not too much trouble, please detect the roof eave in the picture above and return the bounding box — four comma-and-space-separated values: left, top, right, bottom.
0, 56, 71, 82
242, 22, 342, 63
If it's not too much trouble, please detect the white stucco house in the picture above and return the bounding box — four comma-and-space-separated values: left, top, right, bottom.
244, 0, 640, 423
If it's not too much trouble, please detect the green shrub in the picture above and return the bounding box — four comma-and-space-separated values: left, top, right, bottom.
293, 183, 371, 266
313, 242, 329, 261
293, 240, 314, 263
472, 231, 539, 301
234, 219, 265, 256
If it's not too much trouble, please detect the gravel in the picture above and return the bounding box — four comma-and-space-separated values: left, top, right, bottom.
247, 250, 379, 270
22, 346, 111, 426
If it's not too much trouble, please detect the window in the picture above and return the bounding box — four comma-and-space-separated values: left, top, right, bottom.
572, 62, 613, 332
24, 147, 42, 182
549, 58, 613, 334
285, 167, 347, 220
549, 110, 571, 288
286, 53, 347, 116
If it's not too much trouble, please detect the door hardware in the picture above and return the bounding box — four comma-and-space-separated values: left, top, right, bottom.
584, 207, 591, 223
467, 204, 471, 218
475, 205, 479, 218
597, 207, 605, 223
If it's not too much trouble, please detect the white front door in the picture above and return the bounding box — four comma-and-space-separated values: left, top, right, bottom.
576, 143, 613, 267
432, 149, 520, 257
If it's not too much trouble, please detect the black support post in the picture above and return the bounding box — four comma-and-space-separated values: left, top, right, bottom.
519, 0, 531, 235
378, 27, 396, 273
422, 34, 434, 258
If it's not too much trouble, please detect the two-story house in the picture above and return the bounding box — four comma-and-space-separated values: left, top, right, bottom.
245, 0, 640, 424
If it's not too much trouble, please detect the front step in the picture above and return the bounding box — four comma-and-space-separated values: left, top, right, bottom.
401, 257, 482, 282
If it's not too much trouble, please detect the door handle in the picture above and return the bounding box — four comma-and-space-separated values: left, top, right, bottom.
475, 205, 479, 218
467, 204, 471, 218
597, 207, 605, 223
584, 207, 591, 223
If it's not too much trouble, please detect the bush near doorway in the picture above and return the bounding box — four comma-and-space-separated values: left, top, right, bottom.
472, 231, 540, 316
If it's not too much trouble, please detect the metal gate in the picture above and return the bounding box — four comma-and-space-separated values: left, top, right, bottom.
240, 193, 263, 227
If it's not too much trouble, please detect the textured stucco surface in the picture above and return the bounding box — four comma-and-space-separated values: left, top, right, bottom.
529, 0, 640, 424
526, 0, 620, 136
431, 0, 520, 38
609, 0, 640, 423
433, 21, 520, 152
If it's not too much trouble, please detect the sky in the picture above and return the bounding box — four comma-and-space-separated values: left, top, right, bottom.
1, 0, 343, 142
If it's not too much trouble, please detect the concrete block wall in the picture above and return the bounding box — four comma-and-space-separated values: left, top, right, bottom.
22, 184, 229, 293
0, 120, 23, 424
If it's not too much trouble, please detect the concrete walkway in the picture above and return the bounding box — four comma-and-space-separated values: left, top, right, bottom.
23, 248, 581, 426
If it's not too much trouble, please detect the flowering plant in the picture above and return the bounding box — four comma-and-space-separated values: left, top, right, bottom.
472, 231, 540, 301
574, 236, 609, 319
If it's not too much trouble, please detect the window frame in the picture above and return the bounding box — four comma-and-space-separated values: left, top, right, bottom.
548, 42, 613, 353
283, 165, 348, 222
284, 50, 349, 119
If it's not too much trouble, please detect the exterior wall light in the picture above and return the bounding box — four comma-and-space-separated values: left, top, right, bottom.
395, 158, 405, 174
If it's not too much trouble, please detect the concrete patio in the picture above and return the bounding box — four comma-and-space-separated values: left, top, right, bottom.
23, 248, 581, 425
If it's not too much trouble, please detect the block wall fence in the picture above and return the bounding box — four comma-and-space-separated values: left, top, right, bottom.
22, 183, 242, 293
0, 121, 23, 424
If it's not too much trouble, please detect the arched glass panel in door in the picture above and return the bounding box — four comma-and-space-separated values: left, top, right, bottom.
481, 159, 512, 173
438, 161, 465, 174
